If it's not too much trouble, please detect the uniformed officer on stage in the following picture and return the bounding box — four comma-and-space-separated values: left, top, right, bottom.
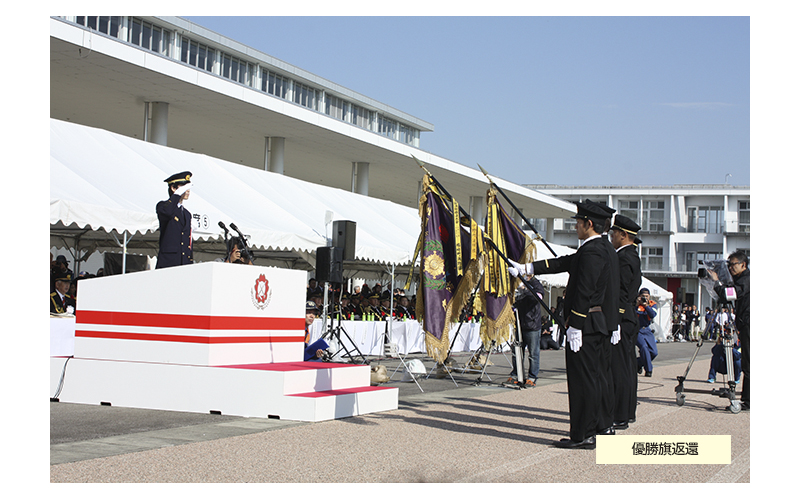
608, 214, 643, 430
156, 171, 194, 269
509, 199, 619, 449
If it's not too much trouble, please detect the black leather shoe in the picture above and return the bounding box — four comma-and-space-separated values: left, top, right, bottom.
628, 417, 636, 424
597, 427, 615, 435
645, 371, 652, 377
612, 421, 629, 430
554, 436, 596, 449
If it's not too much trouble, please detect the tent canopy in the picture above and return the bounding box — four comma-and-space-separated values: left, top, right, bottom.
50, 118, 420, 269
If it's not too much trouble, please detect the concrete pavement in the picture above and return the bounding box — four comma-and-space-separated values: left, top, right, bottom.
50, 342, 750, 483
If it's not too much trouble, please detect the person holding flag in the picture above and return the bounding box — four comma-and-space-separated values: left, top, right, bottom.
509, 199, 619, 450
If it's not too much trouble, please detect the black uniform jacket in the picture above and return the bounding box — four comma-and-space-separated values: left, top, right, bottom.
617, 244, 642, 326
714, 267, 749, 330
50, 292, 76, 314
533, 236, 619, 335
156, 192, 193, 269
515, 278, 544, 332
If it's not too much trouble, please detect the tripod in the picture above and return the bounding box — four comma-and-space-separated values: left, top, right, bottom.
674, 302, 742, 413
320, 285, 367, 365
425, 276, 485, 387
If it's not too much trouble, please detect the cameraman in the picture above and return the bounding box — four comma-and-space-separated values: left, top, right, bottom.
635, 288, 658, 377
706, 251, 750, 410
223, 239, 253, 265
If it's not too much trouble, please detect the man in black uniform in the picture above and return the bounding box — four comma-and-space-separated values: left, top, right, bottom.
156, 171, 194, 269
509, 199, 619, 449
608, 214, 642, 429
50, 271, 76, 314
395, 295, 415, 320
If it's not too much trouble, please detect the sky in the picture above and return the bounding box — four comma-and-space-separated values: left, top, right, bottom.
183, 15, 750, 188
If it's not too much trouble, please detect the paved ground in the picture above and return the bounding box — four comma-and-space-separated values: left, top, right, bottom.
50, 341, 751, 483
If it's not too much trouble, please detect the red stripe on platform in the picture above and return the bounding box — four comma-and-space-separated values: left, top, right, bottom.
76, 310, 303, 330
75, 330, 303, 344
218, 361, 364, 371
288, 386, 395, 398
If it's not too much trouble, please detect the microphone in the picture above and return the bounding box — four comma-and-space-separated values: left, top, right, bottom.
218, 221, 229, 232
229, 222, 241, 234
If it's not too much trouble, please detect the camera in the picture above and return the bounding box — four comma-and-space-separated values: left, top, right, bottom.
698, 259, 734, 298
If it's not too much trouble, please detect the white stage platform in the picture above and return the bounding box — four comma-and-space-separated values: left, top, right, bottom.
50, 263, 398, 422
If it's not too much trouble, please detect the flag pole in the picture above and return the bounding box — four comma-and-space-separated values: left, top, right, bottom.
477, 163, 559, 258
411, 155, 566, 333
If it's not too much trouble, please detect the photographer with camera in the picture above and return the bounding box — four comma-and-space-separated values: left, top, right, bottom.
705, 251, 750, 410
223, 239, 253, 265
217, 222, 255, 265
635, 288, 658, 377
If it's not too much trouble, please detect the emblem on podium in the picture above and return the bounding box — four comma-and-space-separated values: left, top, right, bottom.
251, 273, 272, 310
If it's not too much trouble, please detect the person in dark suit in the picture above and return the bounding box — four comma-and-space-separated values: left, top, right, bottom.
394, 295, 415, 320
707, 251, 750, 410
509, 199, 619, 449
608, 214, 643, 430
156, 171, 194, 269
50, 271, 76, 314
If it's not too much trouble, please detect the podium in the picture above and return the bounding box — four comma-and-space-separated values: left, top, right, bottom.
51, 262, 397, 422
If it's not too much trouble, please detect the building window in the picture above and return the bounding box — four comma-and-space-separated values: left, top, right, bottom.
378, 115, 397, 139
687, 251, 723, 272
221, 53, 252, 86
130, 18, 171, 56
642, 247, 663, 271
399, 124, 418, 145
325, 95, 345, 120
738, 201, 750, 233
696, 206, 724, 234
180, 37, 214, 72
75, 16, 122, 38
351, 104, 371, 128
618, 200, 639, 224
293, 82, 320, 111
263, 71, 289, 99
642, 200, 665, 231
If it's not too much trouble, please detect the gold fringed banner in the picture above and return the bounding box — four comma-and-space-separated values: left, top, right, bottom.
453, 197, 462, 277
415, 174, 480, 364
479, 186, 536, 348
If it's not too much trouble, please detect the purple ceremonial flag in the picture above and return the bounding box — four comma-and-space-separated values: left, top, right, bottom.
417, 186, 477, 362
498, 201, 529, 267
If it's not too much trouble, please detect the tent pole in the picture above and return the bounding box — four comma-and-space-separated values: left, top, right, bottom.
388, 262, 395, 352
122, 230, 128, 275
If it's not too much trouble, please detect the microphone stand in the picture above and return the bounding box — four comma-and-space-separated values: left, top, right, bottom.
218, 221, 231, 261
230, 222, 256, 264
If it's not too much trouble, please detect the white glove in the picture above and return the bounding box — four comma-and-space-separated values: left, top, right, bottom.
567, 326, 582, 352
611, 326, 620, 345
173, 182, 193, 197
508, 260, 530, 278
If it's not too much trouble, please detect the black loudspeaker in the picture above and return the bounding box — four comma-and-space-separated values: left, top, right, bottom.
316, 246, 344, 283
332, 220, 356, 261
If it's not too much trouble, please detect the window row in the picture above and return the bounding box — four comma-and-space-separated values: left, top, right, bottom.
64, 16, 422, 147
619, 201, 749, 234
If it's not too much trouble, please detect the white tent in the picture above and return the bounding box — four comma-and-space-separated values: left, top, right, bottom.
526, 237, 674, 340
50, 118, 673, 331
50, 118, 420, 275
